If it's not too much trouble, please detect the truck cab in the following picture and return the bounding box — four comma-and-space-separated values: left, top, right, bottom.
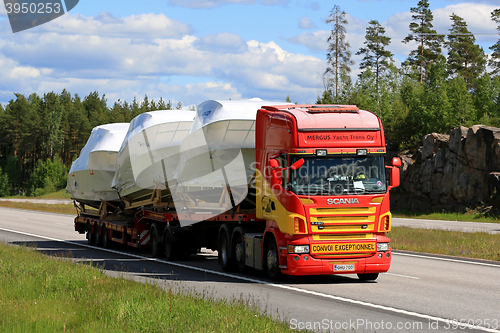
255, 104, 401, 280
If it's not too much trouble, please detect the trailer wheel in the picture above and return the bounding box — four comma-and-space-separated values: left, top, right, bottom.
357, 273, 379, 281
102, 226, 111, 249
150, 224, 163, 258
265, 239, 282, 281
87, 223, 95, 245
164, 231, 177, 261
219, 231, 235, 271
95, 224, 102, 247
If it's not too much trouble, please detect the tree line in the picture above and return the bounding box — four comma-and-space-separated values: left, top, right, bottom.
0, 90, 185, 196
319, 0, 500, 149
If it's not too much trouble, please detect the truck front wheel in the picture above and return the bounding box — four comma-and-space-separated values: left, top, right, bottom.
265, 240, 282, 281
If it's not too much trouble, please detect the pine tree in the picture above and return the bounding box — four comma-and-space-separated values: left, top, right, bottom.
489, 9, 500, 76
356, 20, 393, 85
445, 13, 486, 90
402, 0, 444, 83
325, 5, 354, 101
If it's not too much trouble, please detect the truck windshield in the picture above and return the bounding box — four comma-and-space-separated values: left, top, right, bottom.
289, 155, 387, 196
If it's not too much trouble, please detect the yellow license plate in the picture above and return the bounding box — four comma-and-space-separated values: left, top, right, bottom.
311, 242, 376, 254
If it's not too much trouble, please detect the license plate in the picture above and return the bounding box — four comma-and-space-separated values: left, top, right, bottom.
334, 264, 355, 272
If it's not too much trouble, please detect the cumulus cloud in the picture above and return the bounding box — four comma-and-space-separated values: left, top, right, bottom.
194, 32, 248, 54
168, 0, 254, 9
0, 11, 326, 106
43, 11, 194, 38
299, 17, 317, 29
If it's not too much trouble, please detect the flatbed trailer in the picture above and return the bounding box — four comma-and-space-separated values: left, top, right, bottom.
73, 103, 401, 281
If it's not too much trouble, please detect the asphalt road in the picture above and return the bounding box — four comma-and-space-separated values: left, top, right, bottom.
1, 206, 499, 333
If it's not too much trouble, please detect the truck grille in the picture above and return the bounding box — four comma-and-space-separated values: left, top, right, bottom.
309, 207, 376, 234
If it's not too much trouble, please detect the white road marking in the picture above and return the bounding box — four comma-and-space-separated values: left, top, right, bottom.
383, 272, 420, 279
393, 251, 500, 268
1, 226, 499, 333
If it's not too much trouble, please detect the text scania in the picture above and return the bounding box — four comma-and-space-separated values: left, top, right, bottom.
312, 243, 375, 253
327, 198, 359, 205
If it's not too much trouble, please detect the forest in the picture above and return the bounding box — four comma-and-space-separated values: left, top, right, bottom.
1, 0, 500, 196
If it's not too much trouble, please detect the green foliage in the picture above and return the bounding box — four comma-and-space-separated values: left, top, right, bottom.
26, 156, 68, 197
0, 166, 9, 197
446, 13, 486, 90
356, 20, 393, 84
402, 0, 445, 83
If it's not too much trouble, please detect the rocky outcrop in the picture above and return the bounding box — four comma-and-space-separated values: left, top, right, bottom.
391, 125, 500, 212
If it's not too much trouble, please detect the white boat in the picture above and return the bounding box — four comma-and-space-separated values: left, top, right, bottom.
172, 98, 290, 217
67, 123, 129, 208
112, 109, 195, 202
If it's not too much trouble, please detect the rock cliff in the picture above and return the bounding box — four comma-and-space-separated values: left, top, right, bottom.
391, 125, 500, 212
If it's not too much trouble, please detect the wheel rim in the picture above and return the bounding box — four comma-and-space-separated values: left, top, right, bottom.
221, 236, 229, 265
267, 247, 278, 273
235, 242, 243, 264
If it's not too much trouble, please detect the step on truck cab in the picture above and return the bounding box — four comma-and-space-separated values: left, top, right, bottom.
250, 104, 401, 280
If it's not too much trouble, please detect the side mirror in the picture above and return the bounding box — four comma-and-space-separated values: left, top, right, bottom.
290, 158, 304, 170
269, 158, 282, 188
389, 157, 401, 188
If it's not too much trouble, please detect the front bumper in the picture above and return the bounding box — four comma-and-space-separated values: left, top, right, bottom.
281, 250, 391, 276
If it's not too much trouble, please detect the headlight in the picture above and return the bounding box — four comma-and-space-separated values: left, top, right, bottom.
288, 245, 310, 254
377, 243, 390, 252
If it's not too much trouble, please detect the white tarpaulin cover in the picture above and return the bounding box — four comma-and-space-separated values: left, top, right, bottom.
66, 123, 129, 206
112, 109, 195, 200
172, 98, 290, 224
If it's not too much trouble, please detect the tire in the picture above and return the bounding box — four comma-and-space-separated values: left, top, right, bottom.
164, 231, 177, 261
94, 224, 102, 247
233, 232, 247, 273
265, 239, 282, 281
87, 223, 95, 245
357, 273, 379, 281
102, 226, 111, 249
219, 231, 235, 271
150, 224, 163, 258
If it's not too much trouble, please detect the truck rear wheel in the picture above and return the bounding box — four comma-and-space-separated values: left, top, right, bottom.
164, 231, 177, 261
265, 239, 282, 281
233, 232, 248, 273
150, 224, 163, 258
357, 273, 379, 281
219, 231, 235, 271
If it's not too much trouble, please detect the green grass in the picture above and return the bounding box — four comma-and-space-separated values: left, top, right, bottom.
0, 201, 76, 215
3, 189, 71, 200
392, 210, 500, 223
389, 227, 500, 261
0, 243, 294, 333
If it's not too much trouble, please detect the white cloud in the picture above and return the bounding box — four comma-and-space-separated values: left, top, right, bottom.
285, 30, 329, 51
299, 17, 317, 29
168, 0, 254, 9
194, 32, 248, 54
43, 11, 193, 38
0, 12, 326, 106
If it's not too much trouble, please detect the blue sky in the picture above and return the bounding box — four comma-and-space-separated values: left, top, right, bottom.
0, 0, 499, 107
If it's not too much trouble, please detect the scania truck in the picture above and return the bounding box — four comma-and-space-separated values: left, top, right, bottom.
74, 104, 400, 281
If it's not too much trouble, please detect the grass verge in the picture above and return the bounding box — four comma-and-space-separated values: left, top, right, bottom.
392, 210, 500, 223
389, 226, 500, 261
0, 243, 294, 332
0, 201, 75, 215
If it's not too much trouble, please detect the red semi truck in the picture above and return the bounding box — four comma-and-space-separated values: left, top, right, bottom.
74, 104, 400, 281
